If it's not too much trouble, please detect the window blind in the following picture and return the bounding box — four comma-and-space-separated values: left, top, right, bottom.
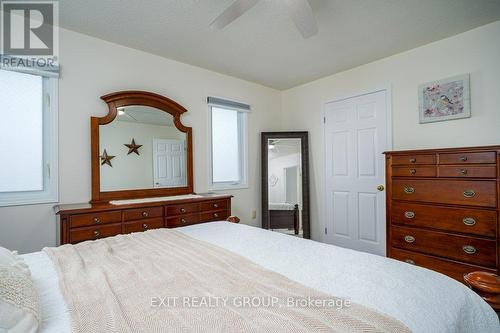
207, 96, 250, 112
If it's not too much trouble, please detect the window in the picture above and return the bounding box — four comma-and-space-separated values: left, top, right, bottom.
0, 69, 58, 206
208, 97, 249, 190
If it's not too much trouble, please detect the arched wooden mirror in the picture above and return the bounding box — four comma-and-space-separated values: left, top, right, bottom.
91, 91, 193, 203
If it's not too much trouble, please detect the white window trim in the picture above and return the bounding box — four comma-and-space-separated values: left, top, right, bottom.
0, 75, 59, 207
208, 105, 248, 191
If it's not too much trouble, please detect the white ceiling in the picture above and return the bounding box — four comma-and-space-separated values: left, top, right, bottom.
60, 0, 500, 90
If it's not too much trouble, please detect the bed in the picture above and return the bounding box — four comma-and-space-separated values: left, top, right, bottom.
268, 202, 300, 234
21, 222, 499, 333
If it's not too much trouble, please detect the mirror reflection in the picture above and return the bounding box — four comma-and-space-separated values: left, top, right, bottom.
100, 105, 187, 192
268, 138, 303, 237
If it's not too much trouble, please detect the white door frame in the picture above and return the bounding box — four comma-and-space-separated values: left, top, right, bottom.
321, 86, 393, 245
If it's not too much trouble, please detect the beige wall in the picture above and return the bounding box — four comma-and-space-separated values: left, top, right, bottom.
0, 28, 281, 253
281, 21, 500, 240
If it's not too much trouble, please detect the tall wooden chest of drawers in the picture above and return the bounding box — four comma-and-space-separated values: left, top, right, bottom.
385, 146, 500, 283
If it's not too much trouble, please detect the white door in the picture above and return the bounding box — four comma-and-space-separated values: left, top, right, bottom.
324, 90, 390, 256
153, 139, 186, 187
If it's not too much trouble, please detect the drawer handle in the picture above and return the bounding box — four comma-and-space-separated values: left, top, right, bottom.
405, 259, 415, 265
93, 217, 101, 224
463, 217, 476, 226
460, 156, 468, 162
404, 211, 415, 219
143, 223, 149, 230
180, 218, 187, 224
93, 230, 101, 238
213, 213, 219, 218
409, 169, 416, 175
180, 208, 186, 213
463, 190, 475, 198
404, 235, 415, 243
403, 187, 415, 194
409, 158, 416, 163
460, 169, 468, 175
213, 203, 219, 208
463, 245, 476, 255
142, 211, 149, 217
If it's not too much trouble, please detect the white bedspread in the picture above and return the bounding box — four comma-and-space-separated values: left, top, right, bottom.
23, 222, 499, 333
269, 202, 296, 210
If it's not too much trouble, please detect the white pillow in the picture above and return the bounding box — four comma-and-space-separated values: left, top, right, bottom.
0, 247, 30, 277
0, 248, 40, 333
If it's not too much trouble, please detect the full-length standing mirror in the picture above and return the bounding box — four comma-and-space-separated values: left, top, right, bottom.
261, 132, 310, 239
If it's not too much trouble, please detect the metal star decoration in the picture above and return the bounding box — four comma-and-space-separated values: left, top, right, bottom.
100, 149, 115, 167
124, 138, 142, 155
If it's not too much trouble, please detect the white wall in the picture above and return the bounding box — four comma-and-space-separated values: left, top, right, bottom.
268, 153, 301, 204
0, 28, 281, 253
281, 21, 500, 241
100, 121, 185, 191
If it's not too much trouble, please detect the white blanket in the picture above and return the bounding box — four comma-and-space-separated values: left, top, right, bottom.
23, 222, 499, 333
269, 202, 297, 210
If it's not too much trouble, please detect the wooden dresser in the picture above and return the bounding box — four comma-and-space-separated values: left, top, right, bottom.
385, 146, 500, 283
56, 194, 232, 245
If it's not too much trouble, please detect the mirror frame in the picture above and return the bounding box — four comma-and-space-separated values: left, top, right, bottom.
261, 131, 310, 239
91, 91, 193, 203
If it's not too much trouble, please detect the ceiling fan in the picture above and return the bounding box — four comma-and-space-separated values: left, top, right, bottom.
210, 0, 318, 39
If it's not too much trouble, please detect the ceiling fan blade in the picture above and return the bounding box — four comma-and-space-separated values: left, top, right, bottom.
210, 0, 260, 30
284, 0, 318, 38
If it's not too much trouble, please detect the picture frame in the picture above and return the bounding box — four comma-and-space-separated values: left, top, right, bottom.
418, 74, 471, 124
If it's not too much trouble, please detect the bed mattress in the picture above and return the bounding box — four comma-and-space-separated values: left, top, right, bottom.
22, 222, 499, 333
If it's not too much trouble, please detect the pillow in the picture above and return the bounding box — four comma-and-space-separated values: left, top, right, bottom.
0, 247, 40, 333
0, 247, 30, 277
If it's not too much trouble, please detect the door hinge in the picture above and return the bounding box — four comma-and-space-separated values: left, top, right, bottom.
47, 164, 51, 179
325, 227, 328, 235
323, 117, 326, 124
46, 93, 51, 109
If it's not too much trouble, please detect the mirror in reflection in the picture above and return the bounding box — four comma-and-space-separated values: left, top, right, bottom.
267, 138, 303, 238
100, 105, 187, 192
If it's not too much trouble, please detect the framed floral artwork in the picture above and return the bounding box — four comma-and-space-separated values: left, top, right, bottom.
418, 74, 471, 123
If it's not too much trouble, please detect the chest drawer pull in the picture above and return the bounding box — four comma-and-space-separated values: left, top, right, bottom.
93, 217, 101, 224
404, 235, 415, 243
180, 218, 187, 224
460, 156, 468, 162
460, 169, 468, 175
213, 213, 219, 218
180, 208, 186, 213
463, 190, 475, 198
213, 203, 219, 208
409, 158, 416, 163
463, 245, 476, 255
462, 217, 476, 226
93, 230, 101, 238
405, 259, 415, 265
404, 211, 415, 219
409, 169, 416, 175
142, 211, 149, 217
142, 223, 149, 230
404, 187, 415, 194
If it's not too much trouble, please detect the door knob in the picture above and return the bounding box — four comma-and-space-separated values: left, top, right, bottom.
377, 185, 385, 191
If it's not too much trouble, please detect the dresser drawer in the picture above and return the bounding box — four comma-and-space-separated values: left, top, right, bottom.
69, 211, 122, 228
123, 207, 163, 221
439, 151, 496, 165
390, 248, 496, 283
200, 200, 228, 212
392, 154, 436, 165
391, 202, 497, 238
165, 203, 199, 216
165, 214, 200, 228
123, 218, 163, 233
391, 226, 497, 267
392, 166, 436, 177
200, 210, 229, 222
438, 165, 497, 178
392, 179, 497, 207
69, 223, 122, 243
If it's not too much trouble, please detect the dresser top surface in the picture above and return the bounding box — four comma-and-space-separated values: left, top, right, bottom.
384, 145, 500, 155
55, 193, 232, 215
